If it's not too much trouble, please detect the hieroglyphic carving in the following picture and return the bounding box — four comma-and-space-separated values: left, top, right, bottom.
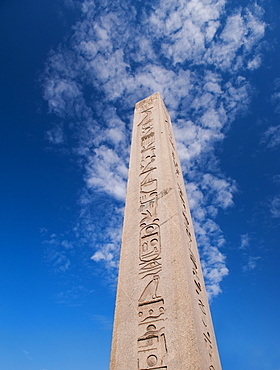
139, 188, 172, 212
139, 275, 161, 303
139, 259, 162, 280
138, 298, 165, 323
177, 183, 192, 243
163, 111, 218, 368
137, 96, 168, 369
172, 151, 180, 178
137, 324, 167, 370
198, 299, 207, 315
140, 223, 161, 261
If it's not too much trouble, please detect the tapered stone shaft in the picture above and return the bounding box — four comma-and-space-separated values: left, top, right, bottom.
110, 93, 222, 370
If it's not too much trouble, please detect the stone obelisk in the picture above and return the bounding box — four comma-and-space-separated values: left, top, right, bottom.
110, 93, 222, 370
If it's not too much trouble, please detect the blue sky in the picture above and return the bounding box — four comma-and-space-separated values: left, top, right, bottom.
0, 0, 280, 369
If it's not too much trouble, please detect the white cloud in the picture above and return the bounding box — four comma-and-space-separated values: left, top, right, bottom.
204, 5, 265, 71
46, 124, 65, 144
261, 125, 280, 150
43, 234, 72, 273
85, 145, 127, 200
201, 173, 236, 209
270, 195, 280, 218
42, 0, 266, 298
247, 54, 262, 70
91, 243, 118, 268
239, 234, 263, 273
240, 233, 250, 250
260, 79, 280, 151
273, 174, 280, 185
272, 78, 280, 114
242, 256, 261, 271
44, 77, 83, 117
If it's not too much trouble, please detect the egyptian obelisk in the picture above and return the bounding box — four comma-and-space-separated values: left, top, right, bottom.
110, 93, 222, 370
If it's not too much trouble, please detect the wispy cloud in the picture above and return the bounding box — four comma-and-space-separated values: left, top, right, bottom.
260, 78, 280, 150
22, 349, 32, 361
270, 195, 280, 218
91, 314, 113, 330
46, 124, 65, 145
242, 255, 261, 272
43, 233, 72, 273
56, 284, 94, 306
261, 125, 280, 150
239, 233, 262, 273
42, 0, 266, 298
240, 233, 250, 250
272, 78, 280, 114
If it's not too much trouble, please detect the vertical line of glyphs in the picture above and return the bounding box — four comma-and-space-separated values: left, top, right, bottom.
162, 101, 217, 370
137, 95, 168, 370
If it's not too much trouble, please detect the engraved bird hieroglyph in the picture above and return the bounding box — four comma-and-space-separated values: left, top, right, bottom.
139, 275, 161, 303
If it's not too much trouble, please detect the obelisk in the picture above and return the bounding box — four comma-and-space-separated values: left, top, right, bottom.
110, 93, 222, 370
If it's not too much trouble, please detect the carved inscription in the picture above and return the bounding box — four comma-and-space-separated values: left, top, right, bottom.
137, 96, 168, 369
139, 275, 160, 303
172, 151, 180, 177
134, 96, 218, 368
138, 298, 164, 323
139, 188, 172, 212
164, 112, 217, 368
139, 259, 162, 280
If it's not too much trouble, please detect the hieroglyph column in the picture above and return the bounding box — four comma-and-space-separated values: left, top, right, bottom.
110, 93, 222, 370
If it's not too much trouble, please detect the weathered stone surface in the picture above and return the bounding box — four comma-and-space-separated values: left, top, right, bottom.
110, 93, 222, 370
